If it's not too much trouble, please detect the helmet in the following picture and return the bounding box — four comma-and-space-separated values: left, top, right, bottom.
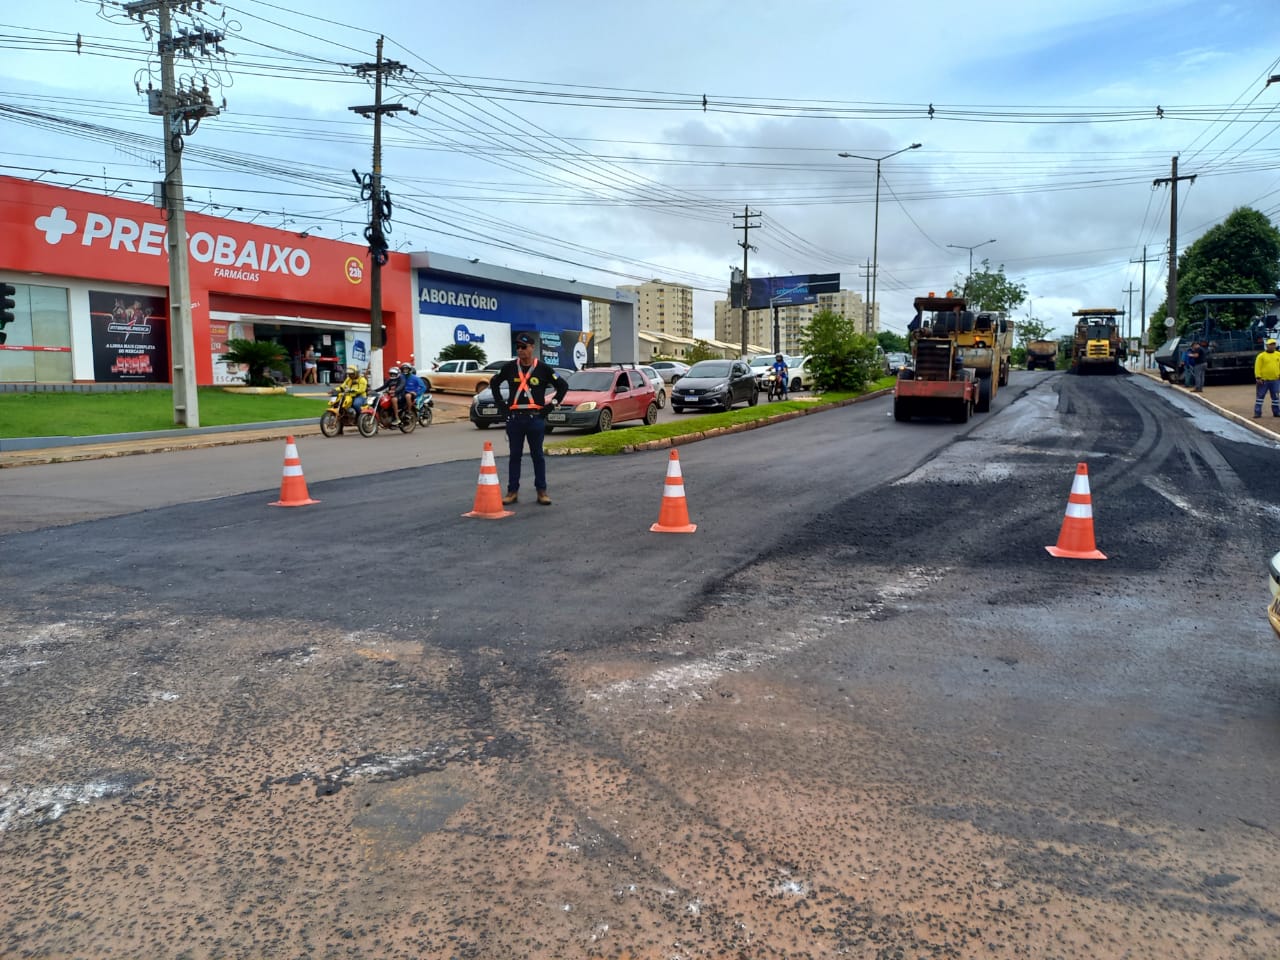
399, 363, 412, 375
775, 354, 783, 362
346, 364, 358, 376
388, 367, 400, 378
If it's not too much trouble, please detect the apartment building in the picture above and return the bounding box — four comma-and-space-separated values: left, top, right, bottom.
713, 289, 876, 356
587, 280, 693, 342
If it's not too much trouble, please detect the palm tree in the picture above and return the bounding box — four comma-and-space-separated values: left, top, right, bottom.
219, 338, 290, 387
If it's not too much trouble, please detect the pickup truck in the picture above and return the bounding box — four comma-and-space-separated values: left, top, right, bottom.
423, 359, 501, 395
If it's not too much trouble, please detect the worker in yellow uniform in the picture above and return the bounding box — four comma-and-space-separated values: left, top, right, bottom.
1254, 337, 1280, 418
489, 333, 569, 505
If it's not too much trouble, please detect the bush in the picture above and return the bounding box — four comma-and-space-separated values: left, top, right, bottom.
438, 342, 488, 364
799, 309, 881, 392
218, 338, 289, 387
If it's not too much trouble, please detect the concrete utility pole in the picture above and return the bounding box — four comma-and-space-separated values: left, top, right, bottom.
733, 206, 760, 357
1154, 156, 1196, 331
859, 259, 873, 334
350, 37, 406, 377
1131, 245, 1161, 365
125, 0, 224, 427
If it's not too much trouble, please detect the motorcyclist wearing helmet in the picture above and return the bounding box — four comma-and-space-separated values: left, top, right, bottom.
335, 364, 368, 425
372, 366, 404, 425
770, 353, 789, 398
399, 363, 426, 418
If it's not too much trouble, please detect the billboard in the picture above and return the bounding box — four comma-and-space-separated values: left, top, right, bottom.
88, 290, 169, 382
743, 274, 840, 310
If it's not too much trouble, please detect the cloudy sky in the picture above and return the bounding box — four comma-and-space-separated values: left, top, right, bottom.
4, 0, 1280, 340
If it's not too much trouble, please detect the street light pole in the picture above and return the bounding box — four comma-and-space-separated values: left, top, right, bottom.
837, 143, 921, 334
946, 238, 997, 290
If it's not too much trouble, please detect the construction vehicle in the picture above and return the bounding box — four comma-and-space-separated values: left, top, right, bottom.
1069, 307, 1126, 374
1176, 293, 1279, 385
1025, 338, 1058, 370
894, 293, 981, 423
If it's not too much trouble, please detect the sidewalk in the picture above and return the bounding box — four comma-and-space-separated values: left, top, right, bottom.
1137, 368, 1280, 438
0, 394, 474, 468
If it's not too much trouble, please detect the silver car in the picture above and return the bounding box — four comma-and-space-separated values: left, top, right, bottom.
649, 360, 690, 384
639, 365, 667, 408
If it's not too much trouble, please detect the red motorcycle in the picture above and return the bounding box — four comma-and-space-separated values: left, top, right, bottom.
357, 388, 417, 435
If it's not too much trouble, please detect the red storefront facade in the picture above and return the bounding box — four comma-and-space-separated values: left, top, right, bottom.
0, 176, 412, 385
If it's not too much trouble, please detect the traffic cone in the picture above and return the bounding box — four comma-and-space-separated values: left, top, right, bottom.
463, 441, 514, 519
270, 436, 319, 507
650, 448, 697, 534
1046, 461, 1106, 560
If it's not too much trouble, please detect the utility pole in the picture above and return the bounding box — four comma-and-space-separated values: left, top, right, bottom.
1153, 156, 1196, 332
859, 259, 873, 334
1122, 283, 1137, 365
1131, 245, 1161, 367
350, 37, 405, 379
125, 0, 224, 427
733, 206, 760, 358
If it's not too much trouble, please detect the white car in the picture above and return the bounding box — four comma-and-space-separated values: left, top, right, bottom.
786, 355, 814, 391
649, 360, 690, 384
639, 365, 667, 408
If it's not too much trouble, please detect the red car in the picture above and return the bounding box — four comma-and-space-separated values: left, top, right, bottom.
545, 367, 659, 432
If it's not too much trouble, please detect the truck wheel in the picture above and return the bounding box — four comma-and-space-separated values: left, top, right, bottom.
976, 377, 992, 412
952, 399, 971, 423
894, 399, 910, 422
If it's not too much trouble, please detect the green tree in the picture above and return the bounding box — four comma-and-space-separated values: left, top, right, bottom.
876, 330, 908, 353
686, 340, 720, 363
799, 309, 881, 391
1015, 317, 1053, 351
957, 260, 1028, 312
1150, 207, 1280, 335
438, 342, 488, 364
218, 338, 289, 387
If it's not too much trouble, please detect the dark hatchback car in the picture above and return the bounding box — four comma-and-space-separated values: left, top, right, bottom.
469, 367, 575, 429
670, 359, 759, 413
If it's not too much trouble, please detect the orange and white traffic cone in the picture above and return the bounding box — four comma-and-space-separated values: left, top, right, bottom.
650, 448, 697, 534
270, 436, 319, 507
463, 441, 514, 519
1046, 461, 1106, 560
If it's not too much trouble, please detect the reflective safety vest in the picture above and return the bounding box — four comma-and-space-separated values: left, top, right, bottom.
510, 362, 543, 410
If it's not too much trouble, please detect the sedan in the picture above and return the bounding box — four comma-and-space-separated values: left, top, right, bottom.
670, 359, 759, 413
649, 360, 690, 383
885, 352, 912, 375
544, 367, 659, 432
469, 367, 575, 429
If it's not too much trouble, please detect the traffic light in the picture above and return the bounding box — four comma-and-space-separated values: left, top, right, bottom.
0, 282, 15, 346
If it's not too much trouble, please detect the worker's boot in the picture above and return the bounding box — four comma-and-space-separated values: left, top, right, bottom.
537, 489, 552, 506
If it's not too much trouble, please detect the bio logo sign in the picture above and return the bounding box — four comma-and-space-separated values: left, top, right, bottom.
453, 323, 485, 344
345, 256, 364, 284
32, 205, 312, 283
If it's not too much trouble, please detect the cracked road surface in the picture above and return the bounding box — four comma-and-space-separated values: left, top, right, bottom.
2, 372, 1278, 958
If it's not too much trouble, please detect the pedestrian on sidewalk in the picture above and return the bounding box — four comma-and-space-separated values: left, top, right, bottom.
1185, 339, 1209, 392
1254, 337, 1280, 418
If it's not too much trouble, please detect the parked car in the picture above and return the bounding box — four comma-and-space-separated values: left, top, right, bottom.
545, 367, 659, 432
649, 360, 690, 383
639, 365, 667, 409
469, 367, 574, 429
423, 358, 492, 395
671, 359, 759, 413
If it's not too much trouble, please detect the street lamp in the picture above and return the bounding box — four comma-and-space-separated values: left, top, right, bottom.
946, 238, 997, 287
838, 143, 921, 332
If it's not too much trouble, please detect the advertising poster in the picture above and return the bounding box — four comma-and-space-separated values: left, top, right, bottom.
210, 320, 251, 385
89, 291, 169, 382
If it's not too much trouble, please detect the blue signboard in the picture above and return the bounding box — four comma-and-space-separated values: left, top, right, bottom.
418, 274, 580, 329
453, 323, 485, 345
746, 273, 841, 310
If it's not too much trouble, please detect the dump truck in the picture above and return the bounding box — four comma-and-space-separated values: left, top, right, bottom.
1069, 307, 1126, 373
894, 293, 981, 422
1026, 338, 1058, 370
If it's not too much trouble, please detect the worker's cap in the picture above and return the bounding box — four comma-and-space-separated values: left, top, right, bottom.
514, 333, 536, 346
1267, 338, 1278, 345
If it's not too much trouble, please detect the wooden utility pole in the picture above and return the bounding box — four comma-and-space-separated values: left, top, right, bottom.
350, 37, 405, 372
733, 207, 760, 358
1153, 156, 1196, 331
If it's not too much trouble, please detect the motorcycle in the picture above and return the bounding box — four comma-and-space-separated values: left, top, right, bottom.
319, 389, 367, 437
414, 390, 435, 426
357, 387, 418, 436
765, 370, 788, 402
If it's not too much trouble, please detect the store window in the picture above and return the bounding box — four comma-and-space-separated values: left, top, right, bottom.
0, 284, 73, 383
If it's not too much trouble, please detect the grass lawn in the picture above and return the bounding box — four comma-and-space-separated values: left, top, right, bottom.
546, 385, 883, 455
0, 389, 330, 438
